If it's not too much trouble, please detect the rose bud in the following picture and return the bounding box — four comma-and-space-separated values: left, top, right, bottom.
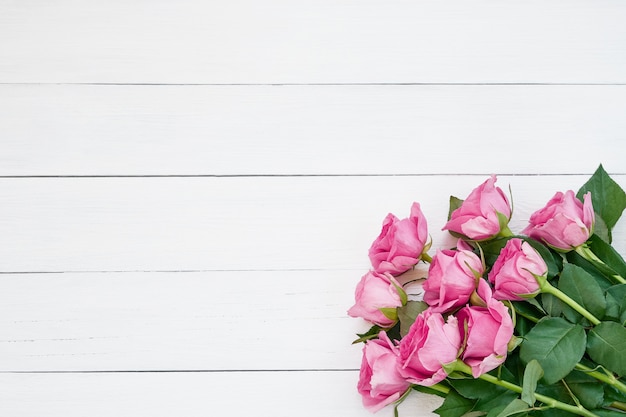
348, 271, 405, 328
443, 175, 512, 241
369, 202, 429, 276
522, 190, 594, 251
422, 240, 483, 313
488, 238, 547, 301
399, 309, 462, 386
357, 331, 411, 413
457, 280, 514, 377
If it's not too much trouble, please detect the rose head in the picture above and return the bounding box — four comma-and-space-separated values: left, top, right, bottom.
457, 280, 514, 377
399, 308, 462, 386
488, 238, 547, 301
443, 175, 512, 241
358, 331, 411, 413
348, 271, 404, 328
422, 240, 483, 313
522, 190, 594, 251
369, 202, 429, 276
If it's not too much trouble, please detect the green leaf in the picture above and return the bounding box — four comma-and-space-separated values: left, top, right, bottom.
564, 370, 605, 410
521, 360, 543, 405
480, 237, 511, 267
587, 321, 626, 376
603, 379, 626, 405
448, 196, 464, 221
490, 399, 529, 417
591, 410, 626, 417
592, 214, 611, 243
587, 234, 626, 279
519, 317, 587, 384
605, 284, 626, 325
447, 376, 519, 414
540, 292, 563, 318
566, 250, 615, 290
398, 301, 428, 337
434, 389, 476, 417
449, 378, 509, 400
504, 351, 527, 384
558, 263, 606, 323
514, 316, 535, 338
462, 412, 487, 417
577, 164, 626, 240
477, 391, 519, 415
352, 324, 382, 344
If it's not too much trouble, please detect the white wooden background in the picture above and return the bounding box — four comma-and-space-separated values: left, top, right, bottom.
1, 1, 626, 416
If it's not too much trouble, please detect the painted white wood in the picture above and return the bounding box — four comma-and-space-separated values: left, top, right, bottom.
3, 2, 626, 416
0, 270, 369, 371
1, 85, 625, 176
0, 371, 442, 417
1, 0, 625, 84
0, 175, 624, 273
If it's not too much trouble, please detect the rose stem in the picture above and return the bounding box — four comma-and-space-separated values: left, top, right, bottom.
513, 307, 626, 396
453, 360, 600, 417
575, 363, 626, 394
574, 245, 626, 284
610, 402, 626, 412
539, 282, 601, 325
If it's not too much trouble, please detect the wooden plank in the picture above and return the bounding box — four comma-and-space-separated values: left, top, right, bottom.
1, 84, 625, 176
0, 371, 442, 417
0, 175, 624, 272
1, 1, 625, 84
0, 270, 369, 371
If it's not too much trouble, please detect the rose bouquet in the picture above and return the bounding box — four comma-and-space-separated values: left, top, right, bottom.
349, 165, 626, 417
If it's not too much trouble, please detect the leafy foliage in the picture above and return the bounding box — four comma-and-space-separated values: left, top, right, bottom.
577, 164, 626, 242
519, 317, 586, 384
351, 165, 626, 417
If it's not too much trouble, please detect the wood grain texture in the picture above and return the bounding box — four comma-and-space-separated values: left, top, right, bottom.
3, 1, 626, 416
1, 175, 624, 273
1, 0, 626, 84
0, 270, 363, 371
1, 85, 625, 176
0, 371, 443, 417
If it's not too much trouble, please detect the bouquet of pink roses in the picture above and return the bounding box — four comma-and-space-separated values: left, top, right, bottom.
349, 165, 626, 417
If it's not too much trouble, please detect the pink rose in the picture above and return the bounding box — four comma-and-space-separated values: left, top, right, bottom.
348, 271, 404, 328
443, 175, 512, 241
457, 280, 514, 377
522, 190, 594, 251
357, 331, 411, 413
488, 238, 547, 301
399, 309, 462, 386
422, 240, 483, 313
369, 202, 429, 276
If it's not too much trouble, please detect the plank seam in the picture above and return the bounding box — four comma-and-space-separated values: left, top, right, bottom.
2, 82, 626, 87
0, 268, 362, 274
0, 369, 359, 374
1, 174, 624, 179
